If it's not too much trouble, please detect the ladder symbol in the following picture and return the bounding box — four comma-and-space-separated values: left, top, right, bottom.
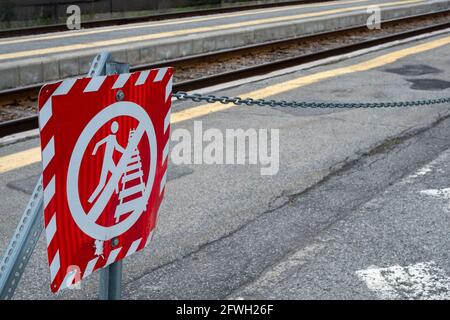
114, 129, 146, 223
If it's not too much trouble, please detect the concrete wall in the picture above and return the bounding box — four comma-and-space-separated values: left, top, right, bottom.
0, 0, 257, 24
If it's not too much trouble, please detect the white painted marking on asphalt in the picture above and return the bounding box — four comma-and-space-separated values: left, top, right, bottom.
356, 261, 450, 300
227, 243, 325, 299
420, 188, 450, 199
251, 243, 324, 287
407, 164, 433, 180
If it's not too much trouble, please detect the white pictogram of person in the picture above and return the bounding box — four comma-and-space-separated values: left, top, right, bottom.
88, 121, 125, 204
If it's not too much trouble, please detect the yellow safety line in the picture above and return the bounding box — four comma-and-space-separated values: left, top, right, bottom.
0, 147, 41, 173
1, 32, 449, 174
0, 0, 423, 61
0, 0, 376, 46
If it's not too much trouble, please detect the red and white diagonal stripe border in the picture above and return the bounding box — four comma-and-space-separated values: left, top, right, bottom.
38, 67, 172, 292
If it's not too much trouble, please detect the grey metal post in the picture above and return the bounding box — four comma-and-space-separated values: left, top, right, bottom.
99, 257, 123, 300
91, 52, 130, 301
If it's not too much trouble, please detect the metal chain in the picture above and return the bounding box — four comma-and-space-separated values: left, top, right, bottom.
173, 91, 450, 108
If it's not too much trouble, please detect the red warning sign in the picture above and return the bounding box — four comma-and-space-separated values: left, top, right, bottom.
38, 68, 173, 292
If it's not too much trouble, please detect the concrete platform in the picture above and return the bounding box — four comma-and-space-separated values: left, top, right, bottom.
0, 27, 450, 299
0, 0, 449, 90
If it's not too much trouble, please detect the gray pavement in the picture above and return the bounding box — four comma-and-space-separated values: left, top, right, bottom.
1, 0, 449, 89
129, 111, 450, 300
231, 127, 450, 300
0, 31, 450, 299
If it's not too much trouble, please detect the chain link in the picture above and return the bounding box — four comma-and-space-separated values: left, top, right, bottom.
173, 91, 450, 109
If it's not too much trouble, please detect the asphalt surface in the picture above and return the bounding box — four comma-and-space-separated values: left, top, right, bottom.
0, 31, 450, 299
229, 118, 450, 300
129, 112, 450, 299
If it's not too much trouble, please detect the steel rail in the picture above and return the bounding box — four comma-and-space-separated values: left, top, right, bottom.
1, 11, 450, 138
0, 1, 331, 38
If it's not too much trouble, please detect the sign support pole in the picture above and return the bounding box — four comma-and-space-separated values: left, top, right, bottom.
99, 258, 123, 300
89, 52, 130, 301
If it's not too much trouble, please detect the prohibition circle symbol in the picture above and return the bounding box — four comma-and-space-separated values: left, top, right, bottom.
67, 101, 157, 240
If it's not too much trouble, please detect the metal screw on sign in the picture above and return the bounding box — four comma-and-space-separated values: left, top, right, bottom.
116, 90, 125, 102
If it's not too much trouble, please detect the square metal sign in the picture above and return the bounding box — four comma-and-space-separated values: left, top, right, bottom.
38, 68, 173, 292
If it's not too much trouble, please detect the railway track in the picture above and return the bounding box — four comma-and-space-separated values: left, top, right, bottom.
1, 10, 450, 138
0, 0, 331, 39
